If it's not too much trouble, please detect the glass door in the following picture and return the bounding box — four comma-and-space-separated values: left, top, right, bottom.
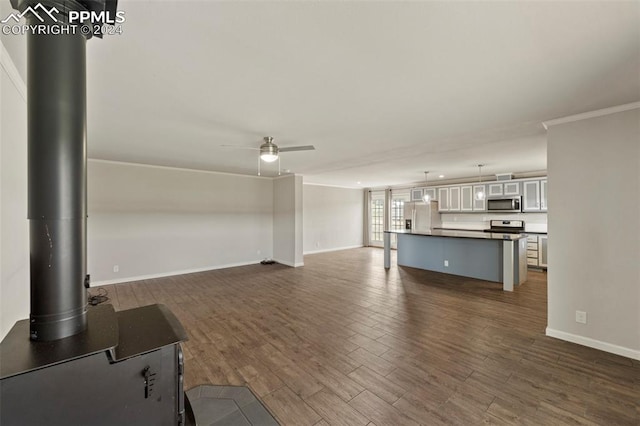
369, 192, 385, 247
390, 192, 410, 248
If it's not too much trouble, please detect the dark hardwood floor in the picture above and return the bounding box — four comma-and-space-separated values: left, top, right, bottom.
97, 248, 640, 425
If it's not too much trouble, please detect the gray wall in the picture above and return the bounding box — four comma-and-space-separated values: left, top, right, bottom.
547, 107, 640, 359
303, 184, 364, 254
88, 160, 275, 283
1, 46, 29, 340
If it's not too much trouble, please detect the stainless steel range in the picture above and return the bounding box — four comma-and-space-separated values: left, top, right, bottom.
484, 220, 525, 234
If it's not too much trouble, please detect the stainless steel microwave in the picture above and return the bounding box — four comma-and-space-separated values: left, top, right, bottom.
487, 196, 521, 212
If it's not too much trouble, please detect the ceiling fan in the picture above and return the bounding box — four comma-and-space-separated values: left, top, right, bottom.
222, 136, 315, 176
258, 136, 315, 162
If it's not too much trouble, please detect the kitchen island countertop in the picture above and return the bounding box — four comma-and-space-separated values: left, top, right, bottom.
384, 229, 527, 241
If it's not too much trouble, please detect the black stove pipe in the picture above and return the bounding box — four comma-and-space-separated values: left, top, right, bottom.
2, 5, 195, 425
27, 28, 88, 341
21, 2, 90, 341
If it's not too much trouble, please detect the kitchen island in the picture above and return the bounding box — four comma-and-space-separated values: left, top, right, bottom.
384, 229, 528, 291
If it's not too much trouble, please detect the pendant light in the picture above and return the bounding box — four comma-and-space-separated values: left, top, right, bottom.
422, 171, 431, 203
475, 164, 485, 201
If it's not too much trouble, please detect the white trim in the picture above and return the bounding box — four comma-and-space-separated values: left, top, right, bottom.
303, 244, 364, 255
273, 259, 304, 267
88, 158, 271, 179
90, 260, 263, 286
542, 102, 640, 130
546, 328, 640, 361
272, 173, 300, 180
303, 181, 362, 190
0, 41, 27, 101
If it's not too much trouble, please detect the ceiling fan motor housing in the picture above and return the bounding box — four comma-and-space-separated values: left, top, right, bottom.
260, 137, 279, 162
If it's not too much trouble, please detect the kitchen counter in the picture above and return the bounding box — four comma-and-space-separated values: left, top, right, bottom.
383, 229, 528, 291
386, 229, 527, 241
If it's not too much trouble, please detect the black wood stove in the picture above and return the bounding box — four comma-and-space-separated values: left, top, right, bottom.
0, 1, 194, 424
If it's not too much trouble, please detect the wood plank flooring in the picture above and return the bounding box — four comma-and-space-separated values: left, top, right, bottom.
97, 248, 640, 425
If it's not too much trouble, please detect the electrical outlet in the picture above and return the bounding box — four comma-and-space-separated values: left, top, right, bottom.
113, 265, 119, 273
575, 310, 587, 324
444, 260, 449, 267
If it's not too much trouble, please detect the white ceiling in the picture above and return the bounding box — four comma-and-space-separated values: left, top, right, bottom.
3, 1, 639, 187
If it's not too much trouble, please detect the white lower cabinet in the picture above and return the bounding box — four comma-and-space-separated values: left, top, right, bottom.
527, 235, 538, 266
526, 234, 547, 268
538, 235, 548, 267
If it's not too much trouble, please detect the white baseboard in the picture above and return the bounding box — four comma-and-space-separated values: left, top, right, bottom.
90, 259, 263, 286
273, 259, 304, 268
545, 328, 640, 361
303, 244, 363, 255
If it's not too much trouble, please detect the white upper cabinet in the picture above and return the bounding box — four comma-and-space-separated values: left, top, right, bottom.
438, 187, 450, 211
523, 180, 541, 211
473, 185, 486, 211
424, 188, 437, 202
488, 182, 520, 197
449, 186, 461, 211
461, 186, 473, 211
416, 177, 544, 214
488, 183, 503, 197
503, 182, 521, 196
412, 187, 439, 202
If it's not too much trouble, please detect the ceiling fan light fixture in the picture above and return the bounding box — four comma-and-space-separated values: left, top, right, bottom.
260, 152, 278, 162
260, 137, 279, 162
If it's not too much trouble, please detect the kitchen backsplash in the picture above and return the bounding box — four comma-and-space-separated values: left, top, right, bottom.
441, 212, 547, 233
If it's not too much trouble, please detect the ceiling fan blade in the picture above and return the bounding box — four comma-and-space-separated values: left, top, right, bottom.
219, 144, 259, 150
278, 145, 315, 152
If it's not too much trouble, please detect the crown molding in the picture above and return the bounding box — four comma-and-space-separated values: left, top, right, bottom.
303, 181, 362, 190
542, 101, 640, 130
0, 40, 27, 101
88, 158, 273, 180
